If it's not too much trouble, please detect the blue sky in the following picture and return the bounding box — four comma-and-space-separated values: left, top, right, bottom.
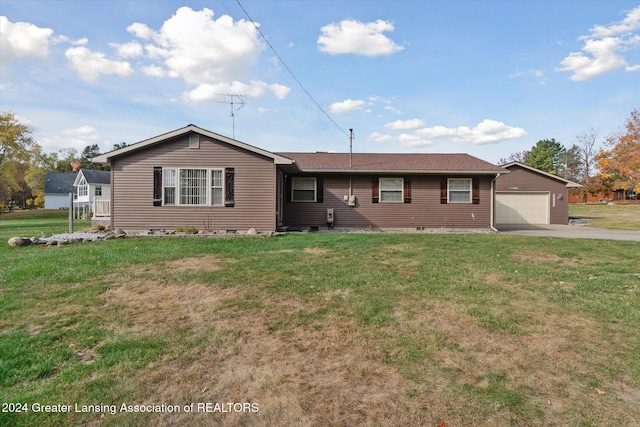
1, 0, 639, 164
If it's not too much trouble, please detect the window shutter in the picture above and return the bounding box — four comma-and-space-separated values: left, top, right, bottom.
316, 177, 323, 203
225, 168, 235, 207
440, 177, 448, 204
372, 178, 379, 203
404, 178, 411, 203
153, 167, 162, 206
472, 177, 480, 204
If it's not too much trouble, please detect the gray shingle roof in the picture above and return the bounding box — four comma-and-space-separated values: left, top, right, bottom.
80, 169, 111, 184
276, 152, 506, 174
44, 172, 77, 194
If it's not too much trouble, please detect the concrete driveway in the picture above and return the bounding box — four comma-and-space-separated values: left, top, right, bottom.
497, 224, 640, 242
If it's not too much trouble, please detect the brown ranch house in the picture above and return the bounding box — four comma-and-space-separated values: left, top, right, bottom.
91, 124, 576, 232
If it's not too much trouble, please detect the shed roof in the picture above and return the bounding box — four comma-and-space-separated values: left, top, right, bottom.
44, 172, 77, 194
277, 152, 507, 174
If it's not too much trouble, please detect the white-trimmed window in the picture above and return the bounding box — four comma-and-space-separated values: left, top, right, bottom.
78, 177, 88, 197
448, 178, 472, 203
380, 177, 404, 203
162, 168, 224, 206
211, 169, 223, 206
163, 169, 176, 205
95, 185, 102, 196
292, 177, 317, 202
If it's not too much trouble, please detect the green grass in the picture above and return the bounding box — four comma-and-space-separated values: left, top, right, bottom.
1, 215, 639, 426
570, 203, 640, 230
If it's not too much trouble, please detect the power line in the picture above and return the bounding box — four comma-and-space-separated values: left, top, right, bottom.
235, 0, 350, 138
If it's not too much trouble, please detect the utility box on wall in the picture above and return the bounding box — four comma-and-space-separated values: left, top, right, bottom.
326, 208, 334, 225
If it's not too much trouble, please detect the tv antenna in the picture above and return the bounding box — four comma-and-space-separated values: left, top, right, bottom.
216, 94, 246, 139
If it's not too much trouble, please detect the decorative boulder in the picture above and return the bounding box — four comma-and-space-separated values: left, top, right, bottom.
246, 227, 257, 236
8, 237, 32, 247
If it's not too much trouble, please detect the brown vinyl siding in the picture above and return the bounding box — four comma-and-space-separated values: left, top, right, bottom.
111, 134, 276, 231
284, 174, 493, 228
495, 165, 569, 224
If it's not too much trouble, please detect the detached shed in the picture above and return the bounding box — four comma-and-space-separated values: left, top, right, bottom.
495, 162, 581, 225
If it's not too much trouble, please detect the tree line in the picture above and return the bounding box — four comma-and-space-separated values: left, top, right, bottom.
499, 109, 639, 201
1, 109, 639, 210
0, 112, 126, 211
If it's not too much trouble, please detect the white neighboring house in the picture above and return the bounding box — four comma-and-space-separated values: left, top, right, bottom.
73, 169, 111, 220
44, 172, 77, 209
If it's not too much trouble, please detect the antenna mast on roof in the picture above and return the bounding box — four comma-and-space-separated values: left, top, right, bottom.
216, 94, 246, 139
349, 128, 353, 168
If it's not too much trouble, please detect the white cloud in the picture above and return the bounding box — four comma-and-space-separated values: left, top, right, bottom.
127, 22, 154, 40
384, 105, 403, 115
415, 119, 527, 144
126, 7, 289, 101
142, 64, 166, 77
0, 16, 53, 62
398, 133, 431, 148
557, 37, 631, 81
557, 6, 640, 80
368, 132, 394, 143
65, 47, 133, 82
37, 125, 109, 153
318, 19, 404, 57
384, 119, 425, 130
329, 99, 366, 114
590, 6, 640, 38
269, 83, 291, 100
111, 41, 143, 58
416, 125, 459, 138
184, 80, 288, 102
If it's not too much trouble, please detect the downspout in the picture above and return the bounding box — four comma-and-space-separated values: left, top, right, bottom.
490, 173, 501, 232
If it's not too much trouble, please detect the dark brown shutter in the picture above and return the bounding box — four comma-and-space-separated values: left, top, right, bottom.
153, 167, 162, 206
225, 168, 235, 207
440, 177, 448, 204
372, 178, 379, 203
316, 177, 323, 203
404, 177, 411, 203
472, 177, 480, 204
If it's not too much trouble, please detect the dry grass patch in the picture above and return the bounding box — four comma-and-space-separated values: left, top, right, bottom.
97, 260, 421, 426
302, 247, 328, 255
164, 255, 228, 273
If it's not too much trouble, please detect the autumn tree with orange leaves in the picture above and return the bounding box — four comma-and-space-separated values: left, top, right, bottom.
596, 109, 640, 196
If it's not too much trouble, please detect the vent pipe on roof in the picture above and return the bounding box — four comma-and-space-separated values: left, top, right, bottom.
349, 128, 353, 168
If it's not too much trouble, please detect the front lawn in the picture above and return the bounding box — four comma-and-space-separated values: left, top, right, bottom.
1, 218, 639, 426
569, 203, 640, 230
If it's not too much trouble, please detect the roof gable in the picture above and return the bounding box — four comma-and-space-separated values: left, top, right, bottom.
501, 162, 582, 188
91, 124, 294, 166
73, 169, 111, 186
277, 152, 506, 174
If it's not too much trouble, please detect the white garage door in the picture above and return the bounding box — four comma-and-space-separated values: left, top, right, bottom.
496, 192, 550, 225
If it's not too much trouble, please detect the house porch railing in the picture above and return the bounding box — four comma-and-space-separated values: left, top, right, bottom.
93, 199, 111, 218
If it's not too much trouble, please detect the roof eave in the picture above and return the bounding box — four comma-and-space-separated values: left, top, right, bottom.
297, 168, 508, 174
91, 124, 295, 165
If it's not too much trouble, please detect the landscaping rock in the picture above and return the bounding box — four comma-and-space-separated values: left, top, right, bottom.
246, 227, 257, 236
8, 237, 32, 247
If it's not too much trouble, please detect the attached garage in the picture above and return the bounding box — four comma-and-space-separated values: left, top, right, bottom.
495, 162, 581, 226
495, 192, 549, 225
